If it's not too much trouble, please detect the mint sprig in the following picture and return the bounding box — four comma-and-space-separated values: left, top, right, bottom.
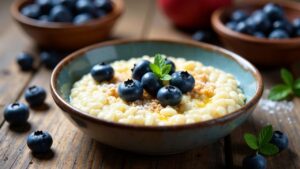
150, 54, 172, 81
244, 125, 279, 156
268, 68, 300, 101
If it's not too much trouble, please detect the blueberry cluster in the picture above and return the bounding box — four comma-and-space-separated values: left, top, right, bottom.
90, 57, 195, 106
226, 3, 300, 39
21, 0, 113, 25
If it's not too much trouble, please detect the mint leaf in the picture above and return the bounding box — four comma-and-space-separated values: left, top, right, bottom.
161, 74, 171, 81
259, 143, 279, 156
244, 133, 258, 150
295, 79, 300, 89
162, 64, 171, 75
150, 63, 161, 76
281, 68, 294, 86
268, 84, 292, 101
154, 54, 162, 66
258, 125, 273, 147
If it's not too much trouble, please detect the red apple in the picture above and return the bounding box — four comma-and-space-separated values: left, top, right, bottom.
158, 0, 232, 29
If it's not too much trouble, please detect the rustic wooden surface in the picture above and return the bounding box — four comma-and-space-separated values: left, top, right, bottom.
0, 0, 299, 169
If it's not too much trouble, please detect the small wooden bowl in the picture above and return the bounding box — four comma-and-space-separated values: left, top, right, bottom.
211, 0, 300, 67
11, 0, 123, 51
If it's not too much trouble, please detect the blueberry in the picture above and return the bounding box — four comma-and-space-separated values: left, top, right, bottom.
94, 0, 113, 13
27, 131, 53, 153
91, 63, 114, 82
270, 131, 288, 151
231, 10, 248, 22
192, 30, 212, 43
272, 20, 293, 34
25, 86, 47, 107
157, 85, 182, 106
170, 71, 195, 93
226, 21, 237, 30
141, 72, 162, 97
73, 13, 93, 24
243, 154, 267, 169
49, 5, 72, 22
94, 9, 107, 18
38, 15, 50, 22
263, 3, 284, 21
16, 52, 34, 71
250, 10, 271, 32
253, 32, 266, 38
60, 0, 76, 9
165, 59, 176, 74
21, 4, 41, 19
75, 0, 96, 14
40, 51, 62, 69
35, 0, 52, 14
118, 79, 143, 102
269, 29, 289, 39
294, 29, 300, 37
4, 103, 29, 125
292, 18, 300, 29
236, 22, 252, 34
131, 60, 151, 80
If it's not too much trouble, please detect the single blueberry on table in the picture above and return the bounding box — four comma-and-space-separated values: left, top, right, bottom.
73, 13, 93, 24
231, 10, 248, 22
40, 51, 62, 69
141, 72, 162, 97
27, 131, 53, 154
16, 52, 34, 71
131, 60, 151, 81
263, 3, 284, 21
170, 71, 195, 93
94, 0, 113, 13
226, 21, 237, 31
192, 30, 212, 43
165, 59, 176, 74
25, 86, 47, 107
21, 4, 41, 19
49, 5, 73, 22
4, 103, 29, 125
118, 79, 143, 102
91, 63, 114, 82
269, 29, 289, 39
270, 130, 289, 151
242, 154, 267, 169
157, 85, 182, 106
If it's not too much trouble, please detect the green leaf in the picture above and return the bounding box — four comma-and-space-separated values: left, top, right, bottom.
150, 63, 161, 76
162, 64, 171, 75
161, 74, 172, 81
281, 68, 294, 86
294, 79, 300, 97
154, 54, 165, 67
268, 84, 293, 101
258, 125, 273, 147
259, 143, 279, 156
244, 133, 258, 150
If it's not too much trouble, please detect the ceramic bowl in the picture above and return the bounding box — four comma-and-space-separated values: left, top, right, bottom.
50, 39, 263, 155
11, 0, 123, 51
211, 0, 300, 67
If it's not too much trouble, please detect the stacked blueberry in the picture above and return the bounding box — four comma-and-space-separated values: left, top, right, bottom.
90, 54, 195, 106
21, 0, 113, 25
226, 3, 300, 39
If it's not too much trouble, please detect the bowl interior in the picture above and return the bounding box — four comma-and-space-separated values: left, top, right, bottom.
55, 40, 259, 108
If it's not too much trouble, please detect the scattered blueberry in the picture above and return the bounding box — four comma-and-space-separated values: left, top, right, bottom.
27, 131, 53, 153
253, 31, 266, 38
231, 10, 248, 22
16, 52, 34, 71
192, 30, 212, 43
157, 85, 182, 106
4, 103, 29, 125
263, 3, 284, 21
165, 59, 176, 74
118, 79, 143, 102
243, 154, 267, 169
40, 51, 62, 69
25, 86, 47, 106
91, 63, 114, 82
141, 72, 162, 97
270, 131, 289, 151
94, 0, 113, 13
49, 5, 73, 22
170, 71, 195, 93
131, 60, 151, 80
73, 13, 93, 24
269, 29, 289, 39
21, 4, 41, 19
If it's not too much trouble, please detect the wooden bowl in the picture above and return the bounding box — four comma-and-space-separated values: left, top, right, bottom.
211, 0, 300, 67
11, 0, 123, 51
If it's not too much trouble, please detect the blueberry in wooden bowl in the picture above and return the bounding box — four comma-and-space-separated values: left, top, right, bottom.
10, 0, 123, 51
211, 1, 300, 67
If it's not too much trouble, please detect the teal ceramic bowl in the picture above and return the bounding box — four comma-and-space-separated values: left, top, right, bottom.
50, 39, 263, 155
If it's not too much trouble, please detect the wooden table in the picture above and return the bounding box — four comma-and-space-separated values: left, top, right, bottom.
0, 0, 299, 168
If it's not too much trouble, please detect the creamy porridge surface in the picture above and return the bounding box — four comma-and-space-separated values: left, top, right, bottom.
70, 56, 245, 126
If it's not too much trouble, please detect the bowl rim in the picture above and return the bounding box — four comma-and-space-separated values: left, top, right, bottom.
211, 0, 300, 44
50, 39, 263, 131
10, 0, 123, 29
